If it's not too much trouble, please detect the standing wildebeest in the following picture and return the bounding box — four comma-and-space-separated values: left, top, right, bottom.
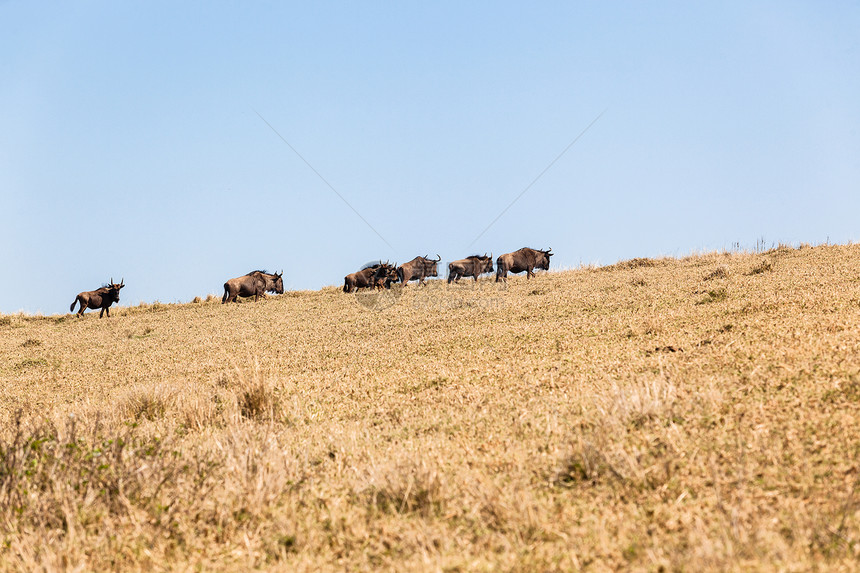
222, 270, 284, 303
495, 248, 553, 283
397, 255, 441, 286
448, 254, 494, 284
70, 278, 124, 318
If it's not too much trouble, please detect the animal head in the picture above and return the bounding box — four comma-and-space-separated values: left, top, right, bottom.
272, 271, 284, 294
536, 248, 553, 270
423, 254, 441, 277
109, 278, 125, 302
482, 254, 494, 273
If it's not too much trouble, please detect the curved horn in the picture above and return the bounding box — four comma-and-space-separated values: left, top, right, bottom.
110, 277, 114, 285
120, 278, 124, 286
435, 254, 441, 262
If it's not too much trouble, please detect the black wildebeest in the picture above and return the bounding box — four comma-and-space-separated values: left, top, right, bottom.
448, 254, 494, 284
496, 248, 553, 283
70, 278, 124, 318
397, 255, 441, 286
222, 270, 284, 303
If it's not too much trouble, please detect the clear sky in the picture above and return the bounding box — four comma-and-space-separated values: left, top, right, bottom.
2, 2, 858, 315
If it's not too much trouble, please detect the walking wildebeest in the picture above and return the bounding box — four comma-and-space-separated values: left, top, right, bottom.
70, 278, 124, 318
344, 263, 383, 293
344, 262, 396, 293
448, 254, 494, 284
374, 263, 399, 290
495, 248, 553, 283
222, 270, 284, 303
397, 255, 441, 286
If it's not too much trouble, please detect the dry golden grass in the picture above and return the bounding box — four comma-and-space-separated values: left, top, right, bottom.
2, 243, 860, 571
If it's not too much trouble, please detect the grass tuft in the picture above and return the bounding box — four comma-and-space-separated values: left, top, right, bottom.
703, 266, 729, 281
747, 258, 774, 275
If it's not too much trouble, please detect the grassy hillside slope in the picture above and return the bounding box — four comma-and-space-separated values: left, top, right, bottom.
2, 244, 860, 571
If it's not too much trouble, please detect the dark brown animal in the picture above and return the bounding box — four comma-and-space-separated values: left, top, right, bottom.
222, 270, 284, 303
448, 254, 494, 284
397, 255, 441, 286
495, 248, 553, 283
373, 263, 399, 290
344, 263, 383, 293
70, 278, 124, 317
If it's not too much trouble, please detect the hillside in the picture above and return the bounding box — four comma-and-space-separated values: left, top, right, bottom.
2, 244, 860, 571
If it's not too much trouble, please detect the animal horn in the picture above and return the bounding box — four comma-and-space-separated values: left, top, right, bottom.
435, 254, 441, 261
120, 278, 124, 286
111, 277, 114, 285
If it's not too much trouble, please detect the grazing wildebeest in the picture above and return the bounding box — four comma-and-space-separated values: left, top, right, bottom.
396, 255, 441, 286
70, 278, 124, 318
222, 270, 284, 303
448, 254, 494, 284
495, 248, 553, 283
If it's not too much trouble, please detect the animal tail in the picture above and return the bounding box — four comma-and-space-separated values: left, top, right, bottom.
396, 267, 405, 284
343, 279, 350, 293
70, 297, 79, 313
222, 284, 229, 304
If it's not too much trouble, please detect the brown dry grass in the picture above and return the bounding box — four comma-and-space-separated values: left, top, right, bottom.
2, 244, 860, 571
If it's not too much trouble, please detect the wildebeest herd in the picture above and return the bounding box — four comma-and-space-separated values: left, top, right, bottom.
70, 247, 552, 317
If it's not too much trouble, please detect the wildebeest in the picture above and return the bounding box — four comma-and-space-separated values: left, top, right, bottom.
373, 263, 399, 290
496, 248, 553, 283
222, 270, 284, 303
70, 278, 124, 318
448, 254, 494, 284
397, 255, 441, 286
344, 262, 383, 293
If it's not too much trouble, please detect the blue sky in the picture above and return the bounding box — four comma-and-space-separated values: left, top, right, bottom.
2, 2, 858, 315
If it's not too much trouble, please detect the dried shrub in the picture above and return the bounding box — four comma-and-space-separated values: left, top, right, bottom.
696, 288, 728, 304
703, 266, 729, 281
748, 259, 774, 275
228, 363, 283, 422
359, 459, 445, 517
117, 383, 174, 421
